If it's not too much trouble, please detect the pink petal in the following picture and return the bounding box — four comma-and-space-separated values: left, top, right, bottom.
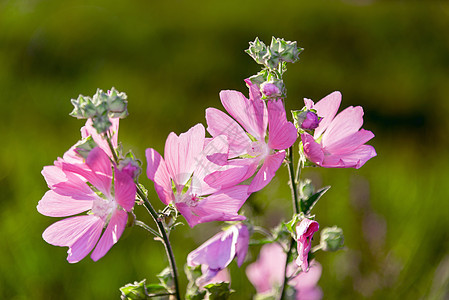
164, 124, 205, 188
206, 108, 251, 158
324, 129, 374, 154
235, 224, 249, 267
204, 158, 258, 190
62, 148, 113, 197
292, 261, 322, 289
62, 146, 84, 164
248, 151, 286, 193
304, 98, 314, 110
267, 100, 298, 150
312, 91, 342, 139
220, 90, 267, 141
43, 215, 103, 247
67, 217, 104, 263
321, 106, 364, 148
187, 229, 236, 270
81, 118, 120, 159
203, 164, 248, 190
146, 148, 174, 205
322, 144, 377, 169
201, 268, 231, 287
42, 165, 94, 199
295, 287, 323, 300
246, 243, 286, 294
191, 135, 229, 196
37, 190, 93, 217
179, 186, 249, 227
301, 134, 324, 166
114, 169, 136, 211
91, 210, 127, 261
245, 78, 263, 102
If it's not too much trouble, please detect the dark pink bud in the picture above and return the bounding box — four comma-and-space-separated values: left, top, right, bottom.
261, 82, 281, 97
301, 111, 320, 130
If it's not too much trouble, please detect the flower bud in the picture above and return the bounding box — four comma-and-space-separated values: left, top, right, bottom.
106, 88, 128, 118
320, 226, 344, 252
292, 109, 321, 130
260, 82, 282, 98
301, 111, 320, 130
118, 151, 142, 180
118, 158, 141, 180
245, 37, 268, 65
91, 111, 112, 134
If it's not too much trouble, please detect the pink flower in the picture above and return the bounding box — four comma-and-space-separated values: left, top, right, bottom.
296, 218, 319, 271
146, 124, 250, 227
37, 147, 136, 263
187, 223, 249, 286
300, 91, 376, 168
290, 262, 323, 300
246, 243, 322, 299
205, 80, 297, 193
246, 243, 287, 294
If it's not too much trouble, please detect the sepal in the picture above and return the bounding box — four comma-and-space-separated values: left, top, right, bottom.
119, 279, 169, 300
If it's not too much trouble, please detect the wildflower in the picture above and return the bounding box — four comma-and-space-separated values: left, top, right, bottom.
187, 223, 249, 286
300, 91, 376, 168
205, 80, 297, 193
246, 243, 322, 299
296, 218, 319, 271
146, 124, 250, 227
37, 147, 136, 263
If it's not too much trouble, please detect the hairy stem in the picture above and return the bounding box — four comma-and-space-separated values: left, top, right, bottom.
137, 188, 181, 300
135, 220, 162, 238
105, 134, 181, 300
287, 146, 300, 215
279, 145, 302, 300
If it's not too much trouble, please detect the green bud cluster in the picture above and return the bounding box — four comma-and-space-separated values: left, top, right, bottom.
70, 87, 128, 134
246, 37, 303, 100
246, 37, 302, 71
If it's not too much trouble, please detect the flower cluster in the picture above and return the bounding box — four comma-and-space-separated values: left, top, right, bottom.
37, 37, 376, 300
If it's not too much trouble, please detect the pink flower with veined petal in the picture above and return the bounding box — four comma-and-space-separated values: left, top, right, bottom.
205, 80, 297, 193
187, 223, 249, 286
146, 124, 250, 227
300, 91, 376, 168
37, 147, 136, 263
296, 218, 319, 271
246, 243, 322, 300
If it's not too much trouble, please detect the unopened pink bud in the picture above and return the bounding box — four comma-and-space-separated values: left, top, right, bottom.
261, 82, 281, 97
301, 111, 320, 130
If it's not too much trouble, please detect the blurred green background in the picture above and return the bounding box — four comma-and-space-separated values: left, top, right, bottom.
1, 0, 449, 299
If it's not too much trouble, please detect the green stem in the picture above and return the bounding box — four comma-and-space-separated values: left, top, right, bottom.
106, 131, 119, 163
287, 146, 300, 215
278, 237, 295, 300
104, 134, 181, 300
279, 146, 302, 300
135, 220, 162, 238
137, 187, 181, 300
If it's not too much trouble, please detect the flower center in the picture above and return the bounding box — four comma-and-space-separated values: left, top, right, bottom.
247, 141, 270, 158
92, 197, 116, 221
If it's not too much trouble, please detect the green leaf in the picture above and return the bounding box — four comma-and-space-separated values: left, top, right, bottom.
300, 184, 330, 215
204, 282, 233, 300
120, 279, 168, 300
186, 290, 207, 300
